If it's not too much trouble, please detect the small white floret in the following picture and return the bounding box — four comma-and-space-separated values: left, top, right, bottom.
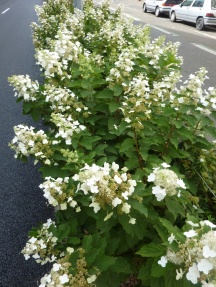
158, 256, 167, 267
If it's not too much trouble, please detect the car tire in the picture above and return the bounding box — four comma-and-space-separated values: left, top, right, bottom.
155, 7, 160, 17
143, 3, 147, 12
196, 17, 205, 30
170, 11, 176, 22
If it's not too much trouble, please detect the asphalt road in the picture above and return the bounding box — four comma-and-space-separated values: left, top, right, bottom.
0, 0, 52, 286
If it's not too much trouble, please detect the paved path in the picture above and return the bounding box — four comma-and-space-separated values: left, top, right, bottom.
0, 0, 52, 286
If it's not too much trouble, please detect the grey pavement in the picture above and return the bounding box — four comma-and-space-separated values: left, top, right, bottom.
0, 0, 53, 286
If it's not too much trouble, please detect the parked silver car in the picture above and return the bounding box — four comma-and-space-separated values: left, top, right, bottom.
143, 0, 183, 17
170, 0, 216, 30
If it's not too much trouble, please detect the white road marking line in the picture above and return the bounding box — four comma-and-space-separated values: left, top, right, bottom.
150, 25, 178, 36
192, 43, 216, 56
123, 13, 141, 21
194, 30, 216, 40
1, 8, 10, 14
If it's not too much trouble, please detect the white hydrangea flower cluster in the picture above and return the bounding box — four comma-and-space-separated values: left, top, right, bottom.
151, 70, 181, 104
22, 219, 58, 265
36, 50, 63, 77
168, 68, 216, 117
8, 74, 39, 101
158, 220, 216, 286
141, 37, 182, 68
39, 248, 98, 287
107, 48, 136, 82
10, 125, 52, 164
39, 176, 77, 210
84, 2, 150, 57
34, 9, 85, 79
147, 163, 186, 201
43, 84, 88, 115
98, 19, 131, 51
73, 162, 137, 220
39, 251, 74, 287
51, 113, 86, 145
32, 0, 74, 47
53, 24, 82, 63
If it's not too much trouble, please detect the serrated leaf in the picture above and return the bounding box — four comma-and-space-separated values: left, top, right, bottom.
39, 165, 69, 178
129, 199, 148, 217
165, 197, 185, 219
118, 213, 146, 239
82, 235, 93, 252
108, 101, 120, 113
94, 255, 116, 272
96, 88, 113, 99
109, 257, 132, 274
119, 138, 135, 153
153, 224, 168, 242
68, 237, 80, 245
159, 218, 185, 242
110, 84, 123, 96
136, 243, 166, 258
79, 135, 101, 150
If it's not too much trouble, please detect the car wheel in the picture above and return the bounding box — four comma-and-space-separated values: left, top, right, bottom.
155, 7, 160, 17
170, 11, 176, 22
196, 17, 205, 30
143, 3, 147, 12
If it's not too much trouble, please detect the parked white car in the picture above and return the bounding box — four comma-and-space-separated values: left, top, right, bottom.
170, 0, 216, 30
143, 0, 183, 17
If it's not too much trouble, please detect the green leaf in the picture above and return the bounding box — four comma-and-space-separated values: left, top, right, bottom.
67, 237, 80, 245
94, 255, 116, 272
95, 270, 124, 287
79, 135, 101, 150
85, 250, 98, 265
68, 79, 82, 88
140, 148, 149, 161
81, 79, 91, 89
151, 259, 167, 277
109, 257, 132, 274
39, 165, 69, 177
56, 223, 70, 241
153, 224, 169, 242
118, 213, 146, 240
170, 119, 182, 129
151, 276, 165, 287
82, 235, 93, 252
96, 88, 113, 99
137, 259, 152, 281
136, 243, 166, 258
170, 137, 179, 150
108, 101, 120, 113
129, 199, 148, 217
119, 138, 135, 154
31, 109, 41, 122
110, 84, 123, 96
165, 197, 185, 219
159, 218, 185, 242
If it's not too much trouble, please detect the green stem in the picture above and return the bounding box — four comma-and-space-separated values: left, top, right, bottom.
193, 120, 201, 135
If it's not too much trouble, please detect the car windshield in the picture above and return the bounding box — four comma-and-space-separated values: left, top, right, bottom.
212, 0, 216, 9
